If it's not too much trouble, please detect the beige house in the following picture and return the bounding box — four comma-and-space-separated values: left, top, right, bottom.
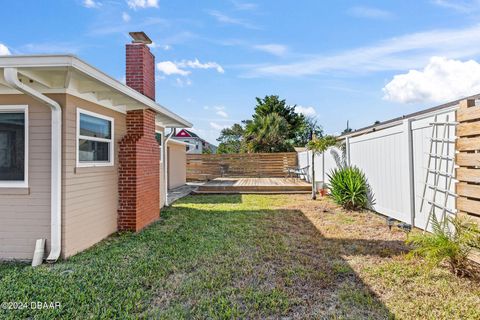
0, 32, 191, 261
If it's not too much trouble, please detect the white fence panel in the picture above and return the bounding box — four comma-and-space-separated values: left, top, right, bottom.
349, 123, 412, 223
296, 106, 457, 230
411, 110, 456, 231
297, 147, 342, 184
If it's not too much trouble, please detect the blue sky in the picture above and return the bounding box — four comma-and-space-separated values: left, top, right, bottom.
2, 0, 480, 143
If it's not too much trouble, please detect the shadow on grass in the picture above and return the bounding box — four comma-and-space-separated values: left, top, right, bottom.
0, 195, 399, 319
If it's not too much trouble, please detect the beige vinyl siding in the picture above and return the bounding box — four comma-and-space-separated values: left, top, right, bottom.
62, 95, 126, 258
0, 94, 62, 260
167, 143, 187, 189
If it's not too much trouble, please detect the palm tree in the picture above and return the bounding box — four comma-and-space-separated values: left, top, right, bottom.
244, 113, 293, 153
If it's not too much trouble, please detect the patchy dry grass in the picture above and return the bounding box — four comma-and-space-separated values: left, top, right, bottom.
0, 194, 479, 319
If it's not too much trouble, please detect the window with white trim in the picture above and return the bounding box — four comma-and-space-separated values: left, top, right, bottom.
77, 108, 114, 167
0, 105, 28, 187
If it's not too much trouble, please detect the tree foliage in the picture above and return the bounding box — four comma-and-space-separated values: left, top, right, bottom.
244, 113, 292, 152
307, 135, 337, 154
215, 95, 324, 153
217, 123, 244, 154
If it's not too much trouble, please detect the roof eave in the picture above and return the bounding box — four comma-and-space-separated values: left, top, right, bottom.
0, 55, 192, 128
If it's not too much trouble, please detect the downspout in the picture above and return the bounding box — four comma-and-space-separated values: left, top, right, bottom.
164, 129, 174, 206
4, 67, 62, 263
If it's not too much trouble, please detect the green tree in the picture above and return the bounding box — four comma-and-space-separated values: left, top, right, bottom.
295, 117, 324, 147
216, 123, 244, 154
307, 135, 337, 154
244, 113, 293, 153
252, 95, 305, 143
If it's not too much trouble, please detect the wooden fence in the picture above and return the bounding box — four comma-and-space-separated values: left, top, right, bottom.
456, 99, 480, 227
186, 152, 297, 181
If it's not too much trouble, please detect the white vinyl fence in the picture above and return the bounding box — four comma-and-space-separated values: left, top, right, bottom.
298, 106, 457, 231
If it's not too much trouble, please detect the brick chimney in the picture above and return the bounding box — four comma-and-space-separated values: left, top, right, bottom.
118, 31, 160, 232
126, 31, 155, 100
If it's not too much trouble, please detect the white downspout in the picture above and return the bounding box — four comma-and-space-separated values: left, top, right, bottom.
4, 67, 62, 263
164, 130, 174, 206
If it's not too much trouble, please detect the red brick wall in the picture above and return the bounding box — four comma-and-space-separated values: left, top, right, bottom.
118, 109, 160, 231
126, 43, 156, 101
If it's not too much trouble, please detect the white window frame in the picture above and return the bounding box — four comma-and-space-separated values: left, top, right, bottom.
76, 108, 114, 168
0, 105, 28, 188
156, 130, 164, 163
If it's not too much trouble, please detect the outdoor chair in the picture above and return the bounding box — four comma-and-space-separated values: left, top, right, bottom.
287, 166, 309, 180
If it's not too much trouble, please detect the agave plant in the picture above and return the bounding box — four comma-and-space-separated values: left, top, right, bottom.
407, 215, 480, 277
327, 166, 369, 210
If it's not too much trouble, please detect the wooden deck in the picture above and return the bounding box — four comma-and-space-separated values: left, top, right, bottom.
195, 177, 311, 194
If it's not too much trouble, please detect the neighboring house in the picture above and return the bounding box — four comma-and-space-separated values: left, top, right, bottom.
173, 129, 217, 154
0, 32, 192, 261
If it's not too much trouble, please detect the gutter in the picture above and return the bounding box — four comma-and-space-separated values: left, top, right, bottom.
4, 67, 62, 263
164, 129, 175, 206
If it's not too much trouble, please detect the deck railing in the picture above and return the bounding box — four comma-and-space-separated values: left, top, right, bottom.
186, 152, 297, 181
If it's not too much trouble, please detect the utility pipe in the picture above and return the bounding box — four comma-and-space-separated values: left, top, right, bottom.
164, 129, 174, 206
4, 67, 62, 263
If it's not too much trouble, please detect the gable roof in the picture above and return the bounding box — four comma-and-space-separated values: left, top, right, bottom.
175, 129, 199, 138
0, 55, 192, 128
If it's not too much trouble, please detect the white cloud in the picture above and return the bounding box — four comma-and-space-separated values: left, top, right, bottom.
210, 122, 229, 130
0, 43, 11, 55
157, 59, 224, 81
213, 106, 228, 118
253, 44, 288, 56
231, 0, 257, 10
296, 106, 317, 117
431, 0, 480, 12
383, 56, 480, 103
247, 24, 480, 77
348, 6, 392, 19
122, 12, 131, 22
156, 61, 190, 76
149, 42, 172, 50
83, 0, 100, 8
177, 59, 224, 73
126, 0, 158, 9
208, 10, 259, 29
175, 77, 192, 87
216, 110, 228, 118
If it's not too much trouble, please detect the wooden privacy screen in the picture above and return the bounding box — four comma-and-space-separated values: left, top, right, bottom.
186, 152, 297, 181
456, 99, 480, 228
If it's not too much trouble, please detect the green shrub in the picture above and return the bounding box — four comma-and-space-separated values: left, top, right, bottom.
406, 215, 480, 277
327, 166, 369, 210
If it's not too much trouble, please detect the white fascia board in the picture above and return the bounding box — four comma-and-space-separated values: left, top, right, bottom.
0, 55, 193, 128
168, 139, 194, 146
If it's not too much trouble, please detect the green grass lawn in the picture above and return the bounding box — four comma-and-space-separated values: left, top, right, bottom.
1, 194, 479, 319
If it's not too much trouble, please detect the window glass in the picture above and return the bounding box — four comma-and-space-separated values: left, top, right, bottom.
0, 113, 25, 181
79, 140, 110, 162
80, 113, 111, 139
155, 132, 162, 146
78, 110, 113, 165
